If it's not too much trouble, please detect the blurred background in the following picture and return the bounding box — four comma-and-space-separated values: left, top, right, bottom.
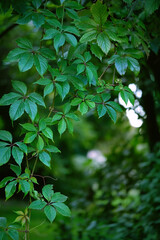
0, 1, 160, 239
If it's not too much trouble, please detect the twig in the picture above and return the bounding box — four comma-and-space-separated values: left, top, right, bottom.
98, 65, 111, 80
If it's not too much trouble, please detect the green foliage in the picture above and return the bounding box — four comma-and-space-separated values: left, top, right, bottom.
0, 0, 159, 239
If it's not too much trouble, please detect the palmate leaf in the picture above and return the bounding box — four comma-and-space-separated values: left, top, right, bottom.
106, 105, 117, 123
16, 38, 33, 50
53, 202, 71, 217
58, 118, 66, 136
80, 30, 97, 43
32, 13, 45, 28
5, 180, 17, 200
39, 48, 55, 60
29, 92, 46, 107
37, 135, 44, 151
5, 48, 28, 62
97, 104, 107, 118
39, 151, 51, 168
10, 164, 21, 176
24, 132, 37, 144
19, 180, 30, 196
24, 99, 37, 121
65, 33, 77, 47
29, 200, 46, 210
54, 33, 65, 52
51, 192, 68, 202
42, 127, 54, 141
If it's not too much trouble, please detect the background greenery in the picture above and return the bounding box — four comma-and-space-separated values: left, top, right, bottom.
0, 0, 160, 239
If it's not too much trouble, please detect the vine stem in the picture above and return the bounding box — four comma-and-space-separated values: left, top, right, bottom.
31, 156, 38, 176
98, 65, 111, 80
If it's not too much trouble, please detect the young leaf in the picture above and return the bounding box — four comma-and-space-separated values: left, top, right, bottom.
34, 54, 48, 76
18, 53, 34, 72
37, 135, 44, 151
53, 203, 71, 217
29, 200, 46, 210
12, 80, 27, 95
44, 205, 56, 223
5, 180, 17, 200
0, 130, 12, 142
42, 184, 54, 201
24, 132, 37, 144
39, 151, 51, 168
9, 100, 25, 121
0, 147, 11, 166
20, 123, 37, 132
45, 145, 61, 153
58, 119, 66, 135
79, 102, 88, 115
42, 127, 54, 141
12, 146, 24, 166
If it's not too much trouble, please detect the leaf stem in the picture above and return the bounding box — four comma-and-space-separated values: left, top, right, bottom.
98, 65, 111, 80
31, 156, 38, 176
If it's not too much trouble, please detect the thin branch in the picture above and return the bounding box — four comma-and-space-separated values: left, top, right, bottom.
98, 65, 111, 80
0, 24, 18, 38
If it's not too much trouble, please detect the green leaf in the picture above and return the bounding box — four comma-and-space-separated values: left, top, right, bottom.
65, 113, 79, 121
56, 82, 70, 100
16, 142, 27, 154
46, 19, 62, 28
39, 119, 47, 131
115, 57, 128, 75
97, 32, 111, 55
24, 99, 37, 121
79, 102, 88, 115
32, 0, 42, 9
127, 57, 140, 75
0, 92, 22, 106
34, 54, 48, 76
77, 64, 85, 75
29, 92, 46, 107
42, 184, 54, 201
54, 33, 65, 52
12, 146, 24, 166
19, 180, 30, 195
29, 200, 46, 210
12, 80, 27, 95
39, 48, 55, 60
8, 229, 19, 240
44, 83, 54, 97
20, 123, 37, 132
58, 119, 66, 136
24, 132, 37, 144
65, 33, 77, 47
0, 142, 7, 147
6, 48, 28, 62
91, 0, 108, 25
32, 13, 45, 28
66, 118, 73, 134
145, 0, 160, 15
53, 202, 71, 217
16, 38, 33, 49
90, 44, 104, 60
66, 8, 79, 19
0, 147, 11, 166
37, 136, 44, 151
51, 192, 68, 203
10, 164, 21, 176
86, 100, 95, 109
42, 127, 53, 141
97, 104, 107, 118
44, 205, 56, 223
18, 52, 34, 72
35, 78, 52, 85
0, 217, 7, 227
80, 30, 97, 43
43, 29, 59, 40
5, 180, 17, 200
86, 66, 93, 85
107, 101, 123, 112
0, 177, 15, 188
39, 151, 51, 168
45, 145, 61, 153
9, 100, 25, 121
106, 105, 117, 123
120, 90, 135, 105
71, 98, 82, 106
0, 130, 12, 142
